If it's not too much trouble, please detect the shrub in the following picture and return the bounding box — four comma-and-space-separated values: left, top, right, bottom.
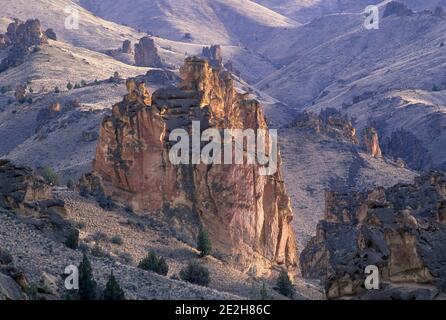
54, 86, 60, 93
78, 254, 97, 300
103, 273, 125, 300
276, 270, 295, 299
42, 166, 59, 186
111, 235, 124, 245
432, 84, 440, 92
197, 228, 212, 257
0, 86, 8, 94
91, 244, 107, 258
65, 230, 79, 250
97, 194, 115, 210
138, 251, 169, 276
66, 178, 75, 190
179, 262, 210, 287
67, 82, 73, 90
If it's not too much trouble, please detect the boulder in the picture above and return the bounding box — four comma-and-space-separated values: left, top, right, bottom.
0, 273, 25, 300
44, 28, 57, 41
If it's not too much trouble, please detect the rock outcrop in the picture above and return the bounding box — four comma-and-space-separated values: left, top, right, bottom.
122, 40, 132, 54
300, 172, 446, 299
44, 28, 57, 41
88, 57, 298, 273
202, 45, 223, 69
290, 109, 358, 145
363, 127, 382, 158
383, 2, 414, 18
134, 36, 162, 68
0, 19, 48, 72
0, 159, 77, 245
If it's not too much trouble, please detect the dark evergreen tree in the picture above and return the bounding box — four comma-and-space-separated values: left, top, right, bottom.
78, 254, 97, 300
276, 270, 295, 299
103, 272, 125, 300
197, 228, 212, 257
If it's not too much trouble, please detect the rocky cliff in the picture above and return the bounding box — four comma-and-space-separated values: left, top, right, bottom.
88, 57, 298, 273
300, 172, 446, 299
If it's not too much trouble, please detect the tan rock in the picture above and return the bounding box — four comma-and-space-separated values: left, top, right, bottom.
364, 126, 382, 158
91, 58, 298, 272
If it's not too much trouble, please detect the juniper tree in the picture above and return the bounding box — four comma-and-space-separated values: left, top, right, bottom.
103, 272, 125, 300
276, 270, 295, 299
197, 228, 212, 257
78, 254, 97, 300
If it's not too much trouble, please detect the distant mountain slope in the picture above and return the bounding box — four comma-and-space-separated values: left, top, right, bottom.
79, 0, 297, 45
0, 0, 146, 50
253, 0, 446, 22
257, 8, 446, 172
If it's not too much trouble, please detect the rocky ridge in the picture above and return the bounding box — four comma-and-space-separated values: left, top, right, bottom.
300, 172, 446, 299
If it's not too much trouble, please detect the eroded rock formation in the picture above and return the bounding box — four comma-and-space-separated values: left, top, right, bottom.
0, 19, 48, 72
202, 45, 223, 69
301, 172, 446, 299
363, 127, 382, 158
122, 40, 132, 54
134, 36, 162, 68
89, 57, 298, 273
0, 159, 77, 244
290, 109, 358, 145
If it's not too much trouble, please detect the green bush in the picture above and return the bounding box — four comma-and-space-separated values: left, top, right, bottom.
197, 228, 212, 257
65, 230, 79, 250
276, 270, 295, 299
103, 273, 125, 300
42, 166, 59, 186
78, 254, 97, 300
179, 262, 210, 287
67, 82, 73, 90
138, 251, 169, 276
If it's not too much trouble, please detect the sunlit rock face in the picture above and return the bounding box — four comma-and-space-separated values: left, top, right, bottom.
363, 126, 382, 158
90, 57, 298, 273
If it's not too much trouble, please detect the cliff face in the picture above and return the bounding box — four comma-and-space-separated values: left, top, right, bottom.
91, 57, 298, 272
300, 172, 446, 299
